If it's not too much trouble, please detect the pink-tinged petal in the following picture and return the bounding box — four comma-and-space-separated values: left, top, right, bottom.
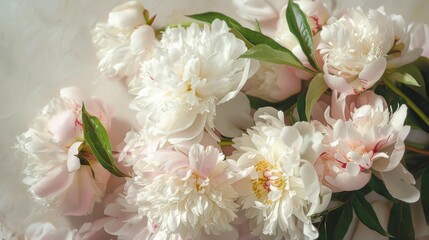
379, 165, 420, 203
61, 166, 99, 216
327, 171, 371, 192
47, 110, 79, 145
330, 90, 348, 121
67, 141, 82, 172
60, 86, 88, 103
215, 92, 253, 138
34, 165, 74, 198
130, 25, 156, 53
188, 145, 220, 178
274, 66, 303, 100
358, 57, 386, 90
323, 71, 354, 95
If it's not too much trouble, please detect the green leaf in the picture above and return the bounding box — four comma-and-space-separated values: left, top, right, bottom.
350, 191, 390, 237
246, 93, 299, 110
388, 72, 420, 87
421, 166, 429, 224
240, 44, 307, 71
368, 175, 394, 201
187, 12, 241, 29
316, 220, 327, 240
297, 91, 307, 121
375, 84, 429, 132
305, 73, 327, 120
286, 0, 319, 71
188, 12, 311, 72
82, 104, 130, 178
395, 63, 427, 99
334, 203, 353, 240
383, 77, 429, 128
388, 202, 414, 240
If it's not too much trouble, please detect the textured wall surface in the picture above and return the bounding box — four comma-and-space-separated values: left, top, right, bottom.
1, 0, 428, 238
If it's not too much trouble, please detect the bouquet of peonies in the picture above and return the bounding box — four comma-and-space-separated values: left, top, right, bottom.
13, 0, 429, 239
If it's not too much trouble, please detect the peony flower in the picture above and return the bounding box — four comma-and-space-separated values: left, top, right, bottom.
129, 19, 257, 144
16, 86, 112, 216
231, 107, 331, 240
319, 7, 422, 94
409, 23, 429, 58
92, 1, 156, 80
242, 62, 302, 102
127, 142, 243, 239
314, 91, 420, 203
232, 0, 288, 37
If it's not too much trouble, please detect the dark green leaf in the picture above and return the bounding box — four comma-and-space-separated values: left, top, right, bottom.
305, 73, 327, 120
297, 91, 307, 121
325, 203, 348, 239
187, 12, 242, 29
350, 191, 390, 237
240, 44, 306, 71
188, 12, 304, 59
286, 0, 319, 70
334, 203, 353, 240
246, 93, 299, 111
316, 220, 327, 240
375, 84, 429, 132
369, 175, 394, 201
383, 77, 429, 129
388, 202, 414, 240
421, 166, 429, 224
82, 104, 130, 177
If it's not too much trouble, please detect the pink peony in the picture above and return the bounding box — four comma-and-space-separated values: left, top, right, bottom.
313, 91, 420, 203
17, 86, 113, 216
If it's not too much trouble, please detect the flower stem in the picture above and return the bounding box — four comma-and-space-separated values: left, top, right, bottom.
218, 141, 234, 147
405, 145, 429, 156
383, 77, 429, 126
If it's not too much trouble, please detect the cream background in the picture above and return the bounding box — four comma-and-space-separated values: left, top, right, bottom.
1, 0, 429, 238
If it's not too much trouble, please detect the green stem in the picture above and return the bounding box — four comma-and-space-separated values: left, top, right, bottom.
218, 141, 234, 147
383, 77, 429, 126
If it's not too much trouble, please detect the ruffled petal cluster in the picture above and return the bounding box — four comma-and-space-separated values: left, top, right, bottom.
231, 107, 331, 240
319, 7, 422, 94
129, 19, 257, 144
314, 91, 420, 203
92, 1, 156, 80
16, 87, 112, 216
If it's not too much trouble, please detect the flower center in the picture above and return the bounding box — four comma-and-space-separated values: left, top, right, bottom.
251, 160, 285, 201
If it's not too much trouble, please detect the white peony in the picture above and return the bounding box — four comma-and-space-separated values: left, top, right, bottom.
314, 91, 420, 203
319, 7, 422, 94
16, 87, 112, 216
92, 1, 156, 80
129, 19, 257, 144
129, 143, 242, 239
231, 107, 331, 240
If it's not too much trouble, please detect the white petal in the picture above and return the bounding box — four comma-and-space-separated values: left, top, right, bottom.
67, 141, 82, 172
215, 92, 254, 138
379, 165, 420, 203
